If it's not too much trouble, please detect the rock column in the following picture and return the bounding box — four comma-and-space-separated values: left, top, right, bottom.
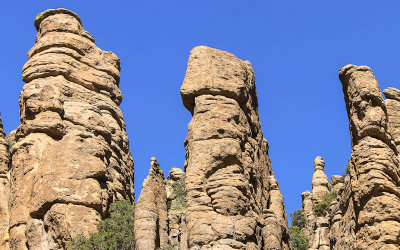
134, 157, 168, 250
181, 46, 289, 249
10, 9, 134, 249
311, 156, 329, 203
339, 64, 400, 249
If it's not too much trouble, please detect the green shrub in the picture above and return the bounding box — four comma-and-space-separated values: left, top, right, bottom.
289, 226, 309, 250
290, 209, 306, 229
312, 191, 337, 217
69, 200, 135, 250
168, 176, 186, 213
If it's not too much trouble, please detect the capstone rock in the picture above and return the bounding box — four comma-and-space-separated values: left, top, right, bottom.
181, 46, 290, 249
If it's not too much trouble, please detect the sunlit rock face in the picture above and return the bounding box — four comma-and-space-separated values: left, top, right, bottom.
9, 9, 134, 249
181, 46, 290, 249
338, 64, 400, 249
135, 157, 168, 250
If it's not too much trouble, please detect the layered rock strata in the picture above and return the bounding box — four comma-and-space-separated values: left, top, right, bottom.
135, 157, 168, 250
301, 157, 331, 250
181, 46, 290, 249
0, 117, 10, 250
300, 66, 400, 250
338, 64, 400, 249
311, 157, 329, 202
9, 9, 134, 249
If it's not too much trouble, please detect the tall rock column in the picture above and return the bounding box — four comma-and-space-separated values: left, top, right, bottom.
311, 156, 329, 203
10, 9, 134, 249
339, 64, 400, 249
181, 46, 289, 249
0, 117, 10, 249
134, 157, 168, 250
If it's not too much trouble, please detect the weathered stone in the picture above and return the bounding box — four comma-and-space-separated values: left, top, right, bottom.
181, 46, 290, 249
312, 156, 329, 203
166, 167, 187, 249
339, 64, 400, 249
134, 157, 168, 250
384, 87, 400, 153
9, 9, 134, 249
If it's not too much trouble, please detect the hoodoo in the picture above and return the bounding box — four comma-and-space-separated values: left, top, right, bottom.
180, 46, 290, 249
9, 9, 134, 249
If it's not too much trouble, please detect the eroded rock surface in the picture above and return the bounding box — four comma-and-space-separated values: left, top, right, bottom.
9, 9, 134, 249
338, 64, 400, 249
135, 157, 168, 250
181, 46, 289, 249
166, 167, 187, 249
384, 87, 400, 153
311, 157, 329, 203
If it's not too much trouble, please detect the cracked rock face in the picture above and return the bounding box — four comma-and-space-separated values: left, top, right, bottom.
339, 64, 400, 249
9, 9, 134, 249
134, 157, 168, 250
181, 46, 289, 249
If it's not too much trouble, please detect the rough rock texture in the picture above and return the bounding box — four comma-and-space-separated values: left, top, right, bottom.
311, 157, 329, 203
338, 64, 400, 249
166, 167, 187, 249
303, 65, 400, 249
9, 9, 134, 249
134, 157, 168, 250
384, 87, 400, 153
310, 218, 329, 250
181, 46, 289, 249
301, 157, 331, 250
0, 117, 10, 250
301, 191, 314, 241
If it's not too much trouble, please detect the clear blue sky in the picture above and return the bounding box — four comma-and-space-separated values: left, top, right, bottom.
2, 1, 400, 224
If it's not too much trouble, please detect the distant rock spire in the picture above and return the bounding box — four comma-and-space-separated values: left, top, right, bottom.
311, 156, 329, 202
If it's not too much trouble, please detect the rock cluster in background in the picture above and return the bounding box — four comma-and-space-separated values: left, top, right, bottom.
134, 159, 187, 250
6, 9, 135, 249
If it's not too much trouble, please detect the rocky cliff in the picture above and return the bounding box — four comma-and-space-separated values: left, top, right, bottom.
8, 9, 134, 249
180, 46, 290, 249
300, 65, 400, 250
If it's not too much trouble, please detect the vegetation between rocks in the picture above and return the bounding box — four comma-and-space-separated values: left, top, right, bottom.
289, 209, 309, 250
69, 200, 135, 250
168, 176, 186, 213
312, 190, 338, 217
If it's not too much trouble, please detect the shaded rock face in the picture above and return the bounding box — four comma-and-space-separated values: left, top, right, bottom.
383, 87, 400, 153
338, 64, 400, 249
9, 9, 134, 249
135, 158, 168, 250
181, 46, 289, 249
0, 117, 10, 250
166, 167, 187, 249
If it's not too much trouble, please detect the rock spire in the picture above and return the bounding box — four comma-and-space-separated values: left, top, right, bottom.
180, 46, 290, 249
9, 9, 134, 249
338, 64, 400, 249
